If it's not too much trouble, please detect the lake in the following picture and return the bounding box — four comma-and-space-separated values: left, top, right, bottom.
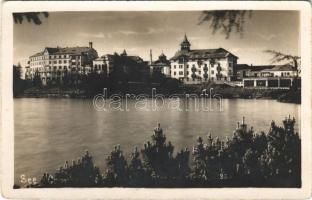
14, 98, 300, 184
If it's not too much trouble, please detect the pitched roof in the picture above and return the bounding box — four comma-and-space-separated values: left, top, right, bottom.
170, 48, 237, 60
181, 34, 191, 46
55, 47, 93, 55
235, 64, 250, 70
30, 46, 95, 57
45, 47, 59, 54
235, 64, 295, 72
128, 55, 144, 63
96, 54, 144, 64
152, 53, 170, 66
153, 60, 170, 66
30, 52, 44, 57
94, 57, 105, 61
261, 64, 295, 72
249, 65, 275, 71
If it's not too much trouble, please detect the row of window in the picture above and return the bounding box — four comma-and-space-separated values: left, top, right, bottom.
30, 56, 44, 61
172, 70, 215, 76
27, 64, 91, 72
93, 64, 106, 68
31, 60, 80, 65
175, 57, 227, 62
50, 55, 70, 59
50, 60, 68, 64
30, 62, 81, 68
27, 67, 90, 74
280, 72, 291, 76
184, 77, 214, 81
173, 63, 212, 69
30, 55, 80, 62
30, 62, 45, 66
253, 72, 292, 78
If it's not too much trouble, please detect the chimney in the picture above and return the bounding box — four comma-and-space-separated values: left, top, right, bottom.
89, 42, 93, 49
150, 49, 153, 65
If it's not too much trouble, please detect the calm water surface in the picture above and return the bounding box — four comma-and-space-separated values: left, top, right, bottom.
14, 98, 300, 184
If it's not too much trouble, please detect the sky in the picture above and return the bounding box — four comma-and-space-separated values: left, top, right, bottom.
14, 11, 300, 69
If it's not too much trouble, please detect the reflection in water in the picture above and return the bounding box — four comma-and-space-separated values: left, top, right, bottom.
14, 98, 300, 184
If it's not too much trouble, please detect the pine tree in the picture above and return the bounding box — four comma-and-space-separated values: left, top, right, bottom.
104, 145, 128, 186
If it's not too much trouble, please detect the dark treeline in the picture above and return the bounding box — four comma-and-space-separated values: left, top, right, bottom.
14, 63, 300, 103
19, 116, 300, 188
13, 55, 182, 98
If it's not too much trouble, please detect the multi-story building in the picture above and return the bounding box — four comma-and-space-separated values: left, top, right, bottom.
25, 42, 98, 85
170, 34, 238, 84
149, 50, 171, 77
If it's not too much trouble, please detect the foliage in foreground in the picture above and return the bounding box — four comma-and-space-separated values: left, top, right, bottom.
26, 116, 300, 188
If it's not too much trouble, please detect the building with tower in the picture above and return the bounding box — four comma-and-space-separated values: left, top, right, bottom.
93, 49, 150, 80
149, 50, 171, 77
170, 34, 238, 84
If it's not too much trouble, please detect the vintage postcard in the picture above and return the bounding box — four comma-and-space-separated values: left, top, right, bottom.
1, 1, 311, 199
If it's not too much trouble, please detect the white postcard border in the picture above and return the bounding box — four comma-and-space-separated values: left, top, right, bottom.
1, 1, 311, 199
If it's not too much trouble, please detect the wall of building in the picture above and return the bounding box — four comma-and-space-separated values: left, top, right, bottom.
27, 47, 98, 85
170, 56, 236, 84
242, 77, 295, 88
260, 70, 297, 77
92, 59, 108, 75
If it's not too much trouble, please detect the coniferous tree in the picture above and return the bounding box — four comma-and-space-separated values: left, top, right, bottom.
13, 64, 25, 97
104, 145, 128, 186
32, 69, 42, 87
128, 146, 150, 187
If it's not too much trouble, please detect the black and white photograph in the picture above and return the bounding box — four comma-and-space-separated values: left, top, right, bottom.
1, 1, 311, 199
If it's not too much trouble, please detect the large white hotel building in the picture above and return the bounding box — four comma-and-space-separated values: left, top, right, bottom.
170, 35, 238, 84
25, 42, 98, 85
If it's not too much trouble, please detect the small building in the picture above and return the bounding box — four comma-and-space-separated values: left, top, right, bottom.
92, 54, 114, 75
242, 77, 296, 88
94, 50, 150, 80
234, 64, 276, 80
240, 64, 299, 88
259, 65, 298, 78
150, 51, 171, 77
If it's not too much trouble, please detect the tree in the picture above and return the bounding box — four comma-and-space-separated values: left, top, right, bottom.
13, 64, 24, 97
141, 123, 190, 186
13, 63, 28, 97
264, 50, 301, 76
39, 150, 101, 187
128, 146, 149, 186
32, 70, 42, 87
82, 72, 109, 96
104, 144, 128, 186
264, 50, 301, 103
160, 78, 182, 94
198, 11, 252, 39
26, 117, 300, 188
13, 12, 49, 25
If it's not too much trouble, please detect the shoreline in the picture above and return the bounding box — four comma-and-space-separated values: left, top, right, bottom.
15, 89, 301, 104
